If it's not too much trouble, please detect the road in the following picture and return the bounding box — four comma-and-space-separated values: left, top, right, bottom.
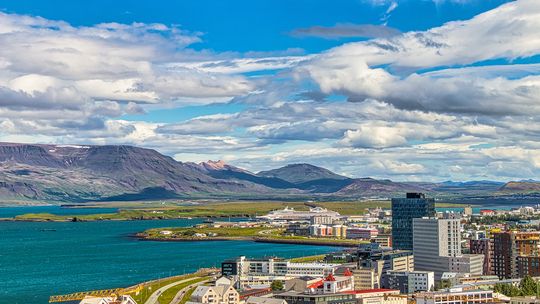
144, 278, 200, 304
170, 279, 209, 304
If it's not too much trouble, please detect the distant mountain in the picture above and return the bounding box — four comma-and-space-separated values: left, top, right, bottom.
0, 143, 276, 202
499, 181, 540, 192
258, 163, 349, 184
0, 142, 532, 203
336, 178, 427, 197
192, 160, 298, 189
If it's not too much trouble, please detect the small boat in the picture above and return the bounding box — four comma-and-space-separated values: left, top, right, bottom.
40, 229, 57, 232
203, 218, 214, 224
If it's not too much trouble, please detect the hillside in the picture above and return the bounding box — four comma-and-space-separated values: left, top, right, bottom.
0, 142, 524, 203
499, 181, 540, 192
257, 163, 349, 184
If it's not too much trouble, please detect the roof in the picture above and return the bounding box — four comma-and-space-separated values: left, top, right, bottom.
325, 274, 336, 281
343, 289, 398, 294
307, 279, 324, 289
247, 296, 287, 304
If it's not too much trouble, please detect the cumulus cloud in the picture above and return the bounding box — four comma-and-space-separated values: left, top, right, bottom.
3, 1, 540, 182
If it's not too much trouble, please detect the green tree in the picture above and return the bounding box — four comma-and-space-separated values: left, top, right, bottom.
271, 280, 284, 291
520, 275, 538, 296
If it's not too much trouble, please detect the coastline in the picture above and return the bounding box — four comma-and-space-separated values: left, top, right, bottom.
134, 233, 363, 247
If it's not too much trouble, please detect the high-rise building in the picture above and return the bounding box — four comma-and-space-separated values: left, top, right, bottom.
470, 239, 494, 275
493, 231, 540, 279
412, 217, 461, 278
391, 193, 435, 250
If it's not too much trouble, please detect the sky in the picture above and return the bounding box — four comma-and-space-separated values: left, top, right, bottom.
1, 0, 540, 182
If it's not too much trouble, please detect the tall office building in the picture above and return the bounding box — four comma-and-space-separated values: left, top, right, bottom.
413, 217, 462, 277
391, 193, 435, 250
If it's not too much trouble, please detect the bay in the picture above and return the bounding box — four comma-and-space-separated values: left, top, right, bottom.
0, 218, 335, 304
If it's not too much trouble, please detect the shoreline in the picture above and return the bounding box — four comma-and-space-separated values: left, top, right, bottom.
135, 233, 361, 247
0, 214, 250, 223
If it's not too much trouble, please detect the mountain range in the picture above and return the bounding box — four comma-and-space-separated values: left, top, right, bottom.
0, 142, 536, 203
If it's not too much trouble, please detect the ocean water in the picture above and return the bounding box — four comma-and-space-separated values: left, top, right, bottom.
0, 206, 118, 218
0, 217, 335, 304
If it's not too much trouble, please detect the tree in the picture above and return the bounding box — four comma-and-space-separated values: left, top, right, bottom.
271, 280, 284, 291
435, 279, 452, 291
520, 275, 538, 296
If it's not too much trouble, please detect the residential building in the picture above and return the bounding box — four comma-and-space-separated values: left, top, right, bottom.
275, 292, 356, 304
188, 284, 240, 304
372, 234, 392, 247
346, 227, 378, 239
355, 244, 414, 289
469, 239, 493, 275
493, 231, 540, 279
311, 215, 334, 225
381, 271, 435, 293
221, 256, 340, 288
346, 289, 406, 304
391, 193, 435, 250
415, 289, 494, 304
447, 255, 484, 275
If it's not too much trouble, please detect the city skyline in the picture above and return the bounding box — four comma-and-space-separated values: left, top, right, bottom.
1, 0, 539, 182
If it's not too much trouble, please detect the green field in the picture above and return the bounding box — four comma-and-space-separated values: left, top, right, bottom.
157, 277, 208, 304
8, 200, 464, 222
141, 226, 282, 240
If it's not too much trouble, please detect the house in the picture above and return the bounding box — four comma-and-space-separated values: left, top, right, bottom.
79, 295, 137, 304
187, 284, 240, 304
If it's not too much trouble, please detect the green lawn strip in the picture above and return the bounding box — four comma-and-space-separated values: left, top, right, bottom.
157, 277, 208, 304
179, 284, 198, 304
289, 254, 326, 263
129, 273, 200, 304
11, 200, 464, 222
142, 226, 282, 239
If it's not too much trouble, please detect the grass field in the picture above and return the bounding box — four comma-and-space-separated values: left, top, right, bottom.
9, 200, 465, 222
142, 226, 283, 240
129, 273, 204, 304
157, 277, 208, 304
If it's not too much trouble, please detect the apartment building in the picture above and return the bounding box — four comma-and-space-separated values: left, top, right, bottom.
188, 285, 240, 304
381, 271, 435, 293
415, 289, 494, 304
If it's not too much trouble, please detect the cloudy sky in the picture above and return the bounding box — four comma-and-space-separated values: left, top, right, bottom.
0, 0, 539, 182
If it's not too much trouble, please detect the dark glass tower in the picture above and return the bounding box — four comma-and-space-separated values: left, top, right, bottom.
391, 193, 436, 250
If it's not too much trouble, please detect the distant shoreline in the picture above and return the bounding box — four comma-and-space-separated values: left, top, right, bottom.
134, 233, 361, 247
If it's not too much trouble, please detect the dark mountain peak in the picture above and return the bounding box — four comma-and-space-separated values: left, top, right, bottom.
257, 163, 348, 184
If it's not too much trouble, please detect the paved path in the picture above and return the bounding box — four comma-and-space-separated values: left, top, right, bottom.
170, 280, 209, 304
144, 278, 199, 304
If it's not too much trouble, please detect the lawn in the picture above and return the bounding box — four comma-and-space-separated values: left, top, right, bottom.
157, 277, 208, 304
11, 200, 464, 221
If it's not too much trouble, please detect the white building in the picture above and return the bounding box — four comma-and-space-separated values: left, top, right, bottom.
221, 256, 340, 288
382, 271, 435, 293
415, 289, 493, 304
447, 255, 484, 275
188, 284, 240, 304
413, 217, 472, 278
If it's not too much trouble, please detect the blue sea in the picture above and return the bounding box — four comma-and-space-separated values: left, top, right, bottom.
0, 207, 336, 304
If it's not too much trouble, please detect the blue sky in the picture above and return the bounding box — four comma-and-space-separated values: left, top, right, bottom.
2, 0, 540, 182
